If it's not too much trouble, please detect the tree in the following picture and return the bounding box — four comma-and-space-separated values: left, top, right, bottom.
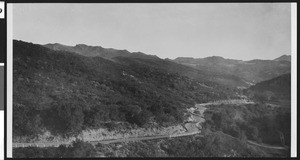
13, 105, 43, 137
131, 109, 152, 127
46, 102, 84, 136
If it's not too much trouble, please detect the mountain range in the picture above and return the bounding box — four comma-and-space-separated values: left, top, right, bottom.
173, 55, 290, 87
43, 42, 291, 89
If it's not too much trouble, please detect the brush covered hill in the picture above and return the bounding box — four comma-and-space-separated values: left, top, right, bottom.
173, 55, 291, 87
13, 40, 238, 138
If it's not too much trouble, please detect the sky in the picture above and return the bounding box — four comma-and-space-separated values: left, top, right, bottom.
13, 3, 291, 60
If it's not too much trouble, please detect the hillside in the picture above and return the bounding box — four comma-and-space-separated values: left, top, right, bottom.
173, 55, 291, 87
245, 73, 291, 105
13, 40, 238, 138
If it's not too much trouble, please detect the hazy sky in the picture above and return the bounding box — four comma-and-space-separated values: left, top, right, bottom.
13, 3, 291, 60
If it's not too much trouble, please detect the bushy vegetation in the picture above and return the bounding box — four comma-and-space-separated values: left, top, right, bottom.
14, 132, 289, 158
13, 140, 97, 158
156, 132, 276, 157
203, 103, 291, 146
245, 73, 291, 104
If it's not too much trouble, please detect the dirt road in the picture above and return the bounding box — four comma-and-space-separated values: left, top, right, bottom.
13, 131, 203, 148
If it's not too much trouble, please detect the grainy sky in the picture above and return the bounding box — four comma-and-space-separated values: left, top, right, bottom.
13, 3, 291, 60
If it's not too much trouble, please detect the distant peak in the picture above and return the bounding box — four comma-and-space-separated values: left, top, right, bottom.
174, 57, 195, 60
274, 55, 291, 61
75, 44, 90, 48
74, 44, 105, 50
45, 43, 62, 45
278, 54, 290, 57
204, 56, 225, 61
75, 44, 88, 47
207, 56, 225, 59
44, 43, 71, 48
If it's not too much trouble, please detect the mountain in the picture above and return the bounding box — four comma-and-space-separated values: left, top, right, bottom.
173, 56, 291, 86
13, 40, 239, 137
273, 55, 291, 62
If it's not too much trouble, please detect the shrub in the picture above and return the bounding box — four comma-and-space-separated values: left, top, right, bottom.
44, 102, 84, 137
